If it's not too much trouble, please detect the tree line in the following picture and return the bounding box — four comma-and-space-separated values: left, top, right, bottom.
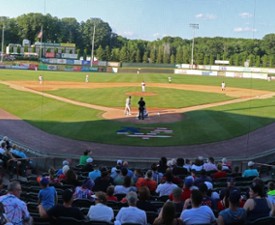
1, 13, 275, 67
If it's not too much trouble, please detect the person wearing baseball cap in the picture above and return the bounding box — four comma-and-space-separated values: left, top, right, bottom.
242, 161, 259, 178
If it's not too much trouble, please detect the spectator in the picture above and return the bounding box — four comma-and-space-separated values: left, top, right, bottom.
203, 157, 218, 172
151, 163, 163, 184
242, 161, 259, 178
194, 169, 212, 187
198, 183, 215, 209
243, 181, 274, 222
183, 159, 192, 173
74, 178, 94, 200
55, 160, 70, 176
93, 167, 114, 192
79, 149, 91, 166
180, 189, 216, 225
212, 163, 227, 179
180, 176, 195, 202
136, 170, 157, 193
114, 191, 147, 225
60, 168, 79, 187
217, 190, 246, 225
114, 167, 129, 185
87, 191, 114, 222
170, 187, 184, 215
40, 189, 84, 220
191, 157, 204, 172
158, 157, 168, 174
82, 157, 94, 172
267, 181, 275, 204
88, 164, 101, 181
0, 181, 32, 225
221, 158, 231, 172
38, 177, 57, 217
122, 161, 133, 177
136, 186, 156, 212
153, 201, 184, 225
114, 176, 137, 194
106, 185, 118, 202
111, 160, 123, 179
172, 158, 188, 177
156, 170, 178, 197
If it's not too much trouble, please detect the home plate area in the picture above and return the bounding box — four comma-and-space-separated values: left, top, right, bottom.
117, 127, 173, 139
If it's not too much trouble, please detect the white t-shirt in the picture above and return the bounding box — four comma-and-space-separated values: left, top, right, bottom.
180, 205, 216, 225
156, 182, 178, 197
87, 203, 114, 222
115, 206, 147, 225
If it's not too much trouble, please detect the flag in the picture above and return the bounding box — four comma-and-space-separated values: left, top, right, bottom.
37, 30, 43, 39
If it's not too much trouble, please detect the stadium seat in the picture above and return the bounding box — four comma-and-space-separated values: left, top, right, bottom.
246, 216, 275, 225
72, 198, 94, 208
51, 216, 84, 225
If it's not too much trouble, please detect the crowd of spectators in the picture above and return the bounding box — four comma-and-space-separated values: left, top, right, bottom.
0, 136, 274, 225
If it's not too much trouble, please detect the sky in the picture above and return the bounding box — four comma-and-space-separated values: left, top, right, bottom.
0, 0, 274, 41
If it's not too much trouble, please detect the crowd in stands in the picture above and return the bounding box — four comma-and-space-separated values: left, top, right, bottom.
0, 136, 275, 225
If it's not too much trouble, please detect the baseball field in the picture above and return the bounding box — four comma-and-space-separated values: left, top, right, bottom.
1, 69, 275, 148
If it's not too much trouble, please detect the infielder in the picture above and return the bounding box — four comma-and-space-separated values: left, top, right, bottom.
141, 81, 146, 92
38, 75, 43, 84
221, 81, 226, 91
124, 96, 131, 115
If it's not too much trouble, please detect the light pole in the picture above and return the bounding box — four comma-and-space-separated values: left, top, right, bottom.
189, 23, 199, 69
1, 25, 5, 62
90, 24, 96, 67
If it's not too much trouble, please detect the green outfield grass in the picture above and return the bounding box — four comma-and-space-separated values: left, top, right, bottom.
1, 69, 275, 146
46, 87, 234, 108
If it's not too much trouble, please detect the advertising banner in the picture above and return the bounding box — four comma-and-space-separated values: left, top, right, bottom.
45, 52, 55, 58
47, 65, 57, 71
98, 61, 107, 66
61, 53, 78, 59
108, 62, 121, 67
82, 60, 91, 66
57, 59, 66, 64
66, 59, 74, 65
74, 60, 82, 65
73, 66, 82, 71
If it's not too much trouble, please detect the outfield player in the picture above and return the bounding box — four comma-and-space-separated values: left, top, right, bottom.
85, 74, 89, 83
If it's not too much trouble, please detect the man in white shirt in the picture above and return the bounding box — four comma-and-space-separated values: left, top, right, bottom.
155, 170, 178, 197
180, 189, 216, 225
114, 191, 147, 225
87, 191, 114, 222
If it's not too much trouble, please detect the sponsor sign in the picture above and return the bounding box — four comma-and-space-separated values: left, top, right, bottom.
61, 53, 78, 59
108, 62, 121, 67
45, 52, 55, 58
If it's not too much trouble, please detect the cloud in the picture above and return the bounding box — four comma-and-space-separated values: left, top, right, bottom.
122, 31, 134, 37
195, 13, 216, 20
239, 12, 253, 18
233, 27, 257, 33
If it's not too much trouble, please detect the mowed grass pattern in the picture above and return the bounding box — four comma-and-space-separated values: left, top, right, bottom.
1, 69, 275, 146
46, 87, 234, 108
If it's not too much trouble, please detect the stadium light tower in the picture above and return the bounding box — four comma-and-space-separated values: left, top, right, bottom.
90, 24, 96, 67
1, 25, 5, 62
189, 23, 199, 69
